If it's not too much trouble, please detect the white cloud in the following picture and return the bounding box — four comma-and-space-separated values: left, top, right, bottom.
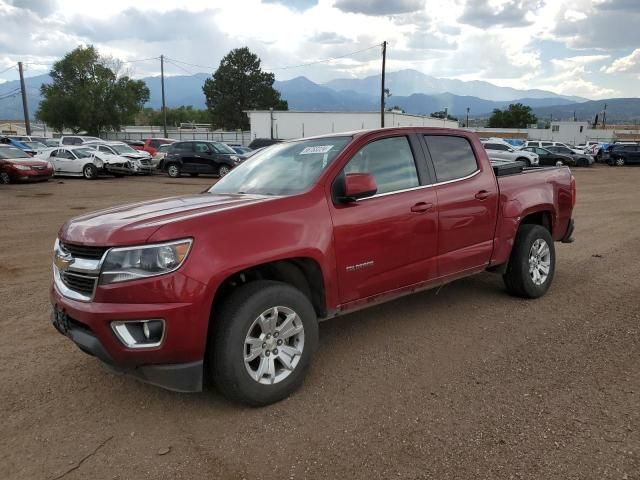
604, 49, 640, 74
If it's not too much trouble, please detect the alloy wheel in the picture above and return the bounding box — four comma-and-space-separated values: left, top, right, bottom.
244, 306, 305, 385
529, 238, 551, 286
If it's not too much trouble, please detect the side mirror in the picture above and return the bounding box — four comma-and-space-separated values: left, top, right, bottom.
340, 173, 378, 202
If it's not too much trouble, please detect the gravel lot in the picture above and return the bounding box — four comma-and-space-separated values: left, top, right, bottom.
1, 167, 638, 480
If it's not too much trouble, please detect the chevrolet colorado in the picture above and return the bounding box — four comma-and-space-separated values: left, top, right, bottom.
51, 128, 576, 406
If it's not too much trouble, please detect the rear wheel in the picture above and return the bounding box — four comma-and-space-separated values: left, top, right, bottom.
503, 224, 555, 299
166, 163, 180, 178
516, 157, 531, 167
615, 157, 625, 166
0, 171, 11, 184
82, 164, 98, 180
210, 280, 318, 406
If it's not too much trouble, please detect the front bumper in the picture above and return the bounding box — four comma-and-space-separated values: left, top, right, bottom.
51, 310, 203, 392
50, 281, 210, 392
11, 169, 53, 182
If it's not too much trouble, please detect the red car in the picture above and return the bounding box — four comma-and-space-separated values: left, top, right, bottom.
0, 145, 54, 183
50, 128, 575, 405
142, 138, 174, 156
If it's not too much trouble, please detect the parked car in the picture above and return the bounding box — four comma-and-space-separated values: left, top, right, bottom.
58, 135, 102, 146
50, 127, 576, 406
229, 145, 252, 155
86, 141, 154, 175
0, 145, 53, 183
163, 140, 244, 177
153, 143, 171, 169
124, 140, 146, 151
45, 139, 60, 147
482, 141, 539, 166
0, 137, 46, 155
606, 144, 640, 166
546, 146, 594, 167
523, 141, 584, 154
8, 135, 50, 144
36, 146, 133, 179
520, 146, 574, 166
248, 138, 282, 149
142, 138, 174, 156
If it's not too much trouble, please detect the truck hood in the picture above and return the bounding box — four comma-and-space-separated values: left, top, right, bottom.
60, 193, 275, 246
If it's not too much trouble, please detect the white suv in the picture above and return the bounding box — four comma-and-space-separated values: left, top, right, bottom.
523, 141, 584, 154
482, 141, 539, 166
58, 136, 102, 146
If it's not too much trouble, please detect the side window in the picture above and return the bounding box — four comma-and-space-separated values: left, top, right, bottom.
98, 146, 109, 153
541, 142, 552, 146
536, 148, 546, 155
49, 150, 58, 158
486, 143, 508, 151
343, 136, 419, 195
62, 137, 73, 145
150, 140, 161, 148
424, 135, 478, 183
195, 142, 211, 153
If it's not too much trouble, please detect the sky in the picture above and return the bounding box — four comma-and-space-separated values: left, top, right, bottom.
0, 0, 638, 100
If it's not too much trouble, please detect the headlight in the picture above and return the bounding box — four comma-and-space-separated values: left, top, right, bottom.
230, 155, 241, 164
93, 157, 103, 168
100, 239, 193, 284
46, 162, 53, 169
14, 164, 31, 170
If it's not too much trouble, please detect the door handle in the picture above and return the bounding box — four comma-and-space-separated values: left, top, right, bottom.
475, 190, 490, 200
410, 202, 434, 213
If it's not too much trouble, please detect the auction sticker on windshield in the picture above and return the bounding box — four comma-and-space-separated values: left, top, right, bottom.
300, 145, 333, 155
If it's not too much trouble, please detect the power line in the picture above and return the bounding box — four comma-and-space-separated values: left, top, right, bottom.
165, 57, 217, 72
0, 63, 17, 75
164, 58, 196, 76
120, 56, 160, 64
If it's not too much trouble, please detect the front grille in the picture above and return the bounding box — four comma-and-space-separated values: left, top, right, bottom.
33, 166, 45, 171
61, 271, 97, 296
60, 242, 108, 260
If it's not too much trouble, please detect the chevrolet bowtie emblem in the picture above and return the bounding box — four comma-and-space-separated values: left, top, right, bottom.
54, 251, 74, 271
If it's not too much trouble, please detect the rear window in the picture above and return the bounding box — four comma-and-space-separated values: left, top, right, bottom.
424, 135, 478, 183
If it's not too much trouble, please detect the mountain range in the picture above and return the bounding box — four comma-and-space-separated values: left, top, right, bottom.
1, 69, 638, 123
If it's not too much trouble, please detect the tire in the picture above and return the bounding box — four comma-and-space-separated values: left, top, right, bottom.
166, 163, 180, 178
615, 157, 625, 167
578, 158, 587, 167
210, 280, 319, 406
516, 157, 531, 167
503, 224, 555, 299
82, 164, 98, 180
218, 165, 231, 177
0, 171, 11, 184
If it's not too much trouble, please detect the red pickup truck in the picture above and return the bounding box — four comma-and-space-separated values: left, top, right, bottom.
51, 128, 575, 406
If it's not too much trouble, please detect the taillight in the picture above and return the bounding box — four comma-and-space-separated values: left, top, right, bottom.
570, 174, 576, 209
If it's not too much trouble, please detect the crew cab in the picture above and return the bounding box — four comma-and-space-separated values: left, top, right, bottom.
50, 128, 576, 406
141, 138, 174, 156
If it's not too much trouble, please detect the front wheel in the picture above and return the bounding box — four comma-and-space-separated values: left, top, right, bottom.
503, 224, 555, 298
166, 164, 180, 178
615, 157, 625, 167
83, 164, 98, 180
0, 171, 11, 184
218, 165, 231, 177
516, 157, 531, 167
211, 280, 318, 406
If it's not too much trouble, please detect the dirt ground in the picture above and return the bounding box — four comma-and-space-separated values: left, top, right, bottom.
1, 166, 638, 480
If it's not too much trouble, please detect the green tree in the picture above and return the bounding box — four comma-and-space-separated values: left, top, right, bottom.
37, 45, 149, 135
136, 106, 211, 126
203, 47, 287, 130
431, 110, 458, 121
488, 103, 537, 128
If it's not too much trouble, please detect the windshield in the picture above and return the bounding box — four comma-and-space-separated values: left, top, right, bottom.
112, 144, 136, 154
0, 147, 31, 159
213, 142, 236, 154
74, 148, 96, 158
24, 141, 46, 149
209, 136, 351, 196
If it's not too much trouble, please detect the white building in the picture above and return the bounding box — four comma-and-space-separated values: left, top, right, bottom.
245, 110, 459, 140
473, 121, 618, 144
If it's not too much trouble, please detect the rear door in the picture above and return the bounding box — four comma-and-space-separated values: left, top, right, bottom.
331, 134, 439, 303
422, 134, 499, 277
176, 142, 197, 172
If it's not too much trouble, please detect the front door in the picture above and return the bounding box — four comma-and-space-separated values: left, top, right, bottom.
422, 134, 499, 278
331, 135, 439, 303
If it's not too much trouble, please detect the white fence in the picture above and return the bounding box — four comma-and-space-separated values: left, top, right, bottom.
100, 128, 252, 146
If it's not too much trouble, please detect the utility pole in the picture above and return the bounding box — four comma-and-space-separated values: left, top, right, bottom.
160, 55, 167, 138
18, 62, 31, 136
380, 41, 387, 128
466, 107, 470, 128
602, 103, 607, 130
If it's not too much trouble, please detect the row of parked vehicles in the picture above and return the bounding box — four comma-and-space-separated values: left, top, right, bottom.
481, 138, 640, 168
0, 135, 259, 184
